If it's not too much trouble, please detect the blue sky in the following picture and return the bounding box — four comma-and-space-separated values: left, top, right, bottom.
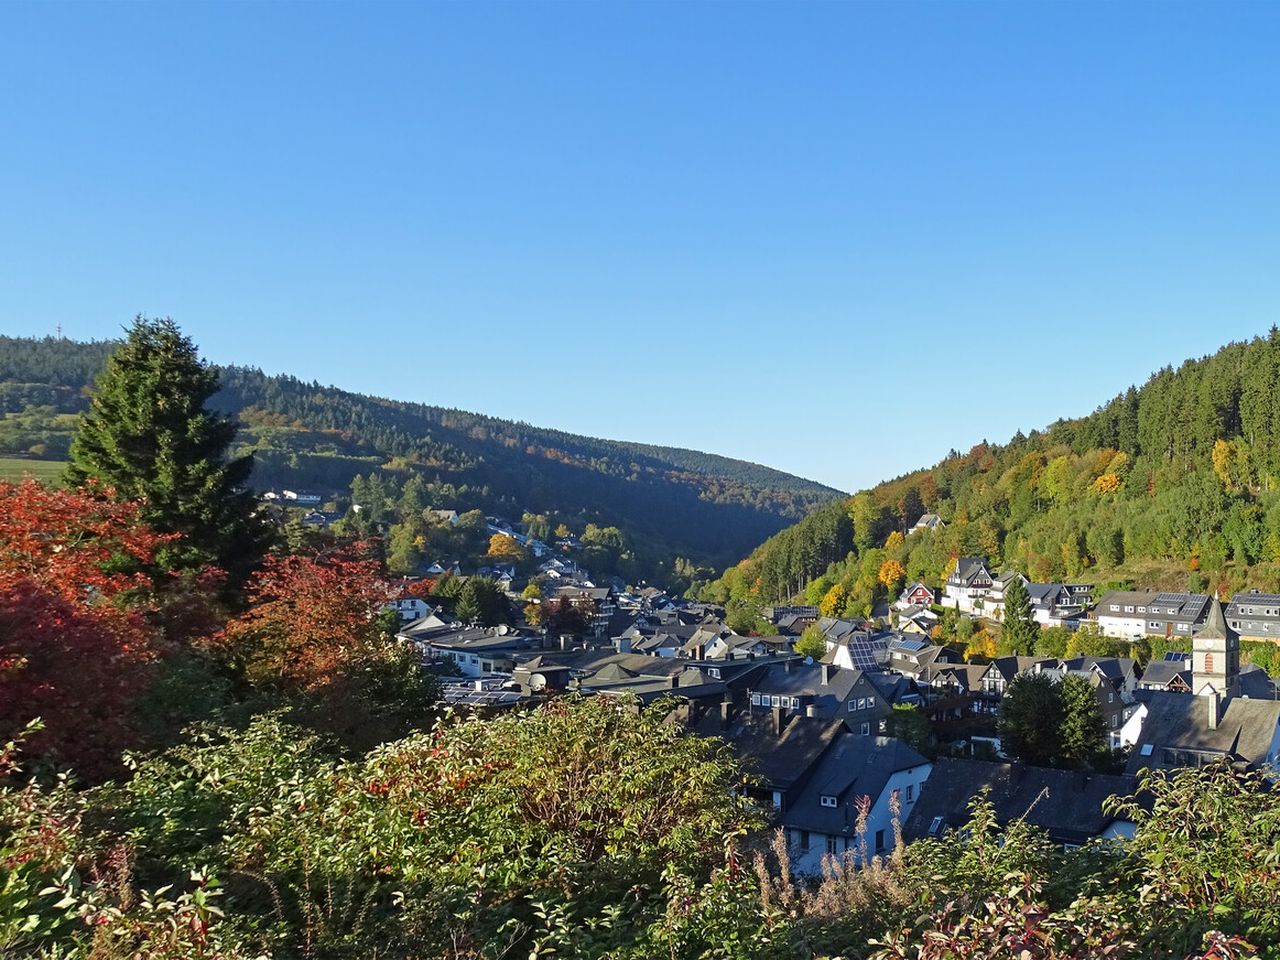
2, 1, 1278, 493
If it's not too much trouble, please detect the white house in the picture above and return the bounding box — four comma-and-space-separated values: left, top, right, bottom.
781, 737, 931, 873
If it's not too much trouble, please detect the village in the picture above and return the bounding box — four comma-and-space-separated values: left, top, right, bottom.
364, 505, 1280, 875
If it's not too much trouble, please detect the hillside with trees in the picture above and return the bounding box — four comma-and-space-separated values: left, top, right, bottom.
701, 329, 1280, 629
0, 332, 842, 574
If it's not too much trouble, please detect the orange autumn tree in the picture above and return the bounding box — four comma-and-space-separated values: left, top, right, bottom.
218, 544, 438, 745
0, 479, 172, 778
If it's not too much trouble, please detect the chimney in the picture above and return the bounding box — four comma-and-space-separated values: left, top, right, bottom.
784, 658, 794, 673
669, 673, 681, 688
474, 679, 484, 692
559, 634, 571, 651
822, 663, 834, 685
616, 636, 632, 654
1208, 688, 1222, 730
719, 699, 732, 729
772, 704, 786, 737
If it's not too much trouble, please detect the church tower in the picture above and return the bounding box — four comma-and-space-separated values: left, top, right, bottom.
1192, 596, 1240, 699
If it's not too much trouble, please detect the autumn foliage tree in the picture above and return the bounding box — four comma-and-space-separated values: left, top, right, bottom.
217, 544, 438, 748
0, 480, 171, 778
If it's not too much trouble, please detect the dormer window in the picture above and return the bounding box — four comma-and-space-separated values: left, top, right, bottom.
820, 795, 837, 808
928, 816, 944, 836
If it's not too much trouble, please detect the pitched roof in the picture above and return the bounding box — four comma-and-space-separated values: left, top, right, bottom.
1125, 690, 1280, 775
903, 757, 1139, 845
783, 737, 929, 835
689, 710, 844, 792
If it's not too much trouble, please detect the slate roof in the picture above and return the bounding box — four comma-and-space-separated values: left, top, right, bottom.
1125, 690, 1280, 776
903, 758, 1140, 846
783, 737, 928, 836
689, 710, 844, 793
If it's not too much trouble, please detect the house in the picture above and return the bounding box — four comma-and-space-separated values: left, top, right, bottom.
896, 582, 936, 610
896, 605, 939, 635
1094, 590, 1210, 642
985, 573, 1090, 628
432, 509, 460, 527
385, 584, 433, 622
942, 557, 994, 614
909, 513, 946, 535
424, 560, 462, 576
689, 706, 845, 813
903, 758, 1140, 848
1125, 600, 1280, 775
1136, 654, 1194, 693
746, 661, 898, 735
1225, 590, 1280, 644
415, 625, 538, 678
552, 585, 617, 634
281, 489, 323, 505
781, 737, 931, 872
301, 510, 342, 527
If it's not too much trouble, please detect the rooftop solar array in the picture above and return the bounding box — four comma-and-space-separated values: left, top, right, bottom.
1163, 651, 1192, 662
1232, 593, 1280, 605
847, 636, 883, 669
892, 637, 929, 653
1154, 592, 1193, 605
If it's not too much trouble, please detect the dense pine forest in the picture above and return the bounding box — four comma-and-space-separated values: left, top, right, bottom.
0, 334, 841, 572
701, 329, 1280, 627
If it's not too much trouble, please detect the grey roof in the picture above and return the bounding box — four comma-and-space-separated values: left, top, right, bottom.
903, 758, 1139, 846
690, 710, 844, 791
1137, 660, 1192, 689
1125, 691, 1280, 775
783, 737, 928, 836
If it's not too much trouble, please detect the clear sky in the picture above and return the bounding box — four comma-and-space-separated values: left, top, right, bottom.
2, 1, 1278, 493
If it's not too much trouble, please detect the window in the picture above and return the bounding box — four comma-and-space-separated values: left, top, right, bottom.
820, 795, 837, 808
1205, 653, 1214, 673
799, 830, 810, 851
1124, 605, 1134, 613
848, 700, 857, 712
875, 829, 885, 851
751, 693, 761, 706
1109, 604, 1119, 612
928, 816, 944, 836
771, 695, 780, 707
826, 835, 839, 856
1137, 606, 1146, 614
906, 784, 914, 802
860, 722, 870, 736
1140, 743, 1154, 757
708, 668, 720, 679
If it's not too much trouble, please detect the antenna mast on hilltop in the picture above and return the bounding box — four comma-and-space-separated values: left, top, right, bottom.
55, 322, 62, 339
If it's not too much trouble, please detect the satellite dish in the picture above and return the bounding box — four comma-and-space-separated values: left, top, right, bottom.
497, 624, 509, 635
803, 656, 814, 665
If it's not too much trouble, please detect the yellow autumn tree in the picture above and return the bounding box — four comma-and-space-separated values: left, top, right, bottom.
819, 583, 847, 618
1091, 473, 1121, 495
884, 530, 905, 551
488, 533, 525, 560
878, 558, 906, 590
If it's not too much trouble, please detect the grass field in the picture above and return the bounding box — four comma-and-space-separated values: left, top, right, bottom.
0, 457, 66, 484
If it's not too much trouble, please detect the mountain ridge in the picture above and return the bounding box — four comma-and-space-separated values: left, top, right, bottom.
0, 334, 843, 574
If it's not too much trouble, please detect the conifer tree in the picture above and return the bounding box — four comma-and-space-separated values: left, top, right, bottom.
67, 317, 268, 580
1000, 575, 1038, 654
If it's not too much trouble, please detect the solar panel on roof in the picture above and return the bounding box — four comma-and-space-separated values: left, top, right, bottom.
1154, 592, 1191, 604
896, 637, 928, 652
1163, 652, 1191, 662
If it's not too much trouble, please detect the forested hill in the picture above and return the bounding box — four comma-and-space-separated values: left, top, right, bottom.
701, 328, 1280, 626
0, 335, 842, 569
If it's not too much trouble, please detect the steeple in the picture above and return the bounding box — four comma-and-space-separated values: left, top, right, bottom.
1193, 596, 1239, 699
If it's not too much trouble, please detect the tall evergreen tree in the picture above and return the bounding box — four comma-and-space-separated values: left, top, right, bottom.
66, 317, 268, 580
1001, 575, 1038, 655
